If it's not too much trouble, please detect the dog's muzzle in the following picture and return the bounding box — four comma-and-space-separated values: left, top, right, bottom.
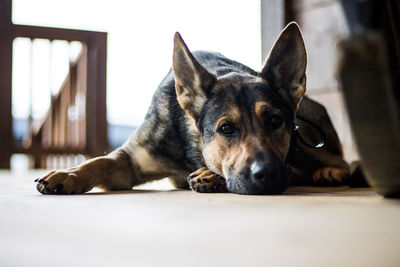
226, 151, 288, 195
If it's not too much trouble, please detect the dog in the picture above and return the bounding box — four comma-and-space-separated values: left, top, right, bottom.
35, 22, 350, 195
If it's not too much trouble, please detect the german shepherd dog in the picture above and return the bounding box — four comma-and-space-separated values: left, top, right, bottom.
36, 22, 350, 195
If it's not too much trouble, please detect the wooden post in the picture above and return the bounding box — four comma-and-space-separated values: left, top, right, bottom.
0, 0, 13, 168
85, 33, 108, 157
95, 33, 108, 156
85, 39, 97, 156
284, 0, 295, 24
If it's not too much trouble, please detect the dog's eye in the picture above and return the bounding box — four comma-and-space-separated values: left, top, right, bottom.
265, 115, 283, 130
219, 123, 236, 136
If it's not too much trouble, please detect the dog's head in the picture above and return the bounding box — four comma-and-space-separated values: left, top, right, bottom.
172, 22, 307, 194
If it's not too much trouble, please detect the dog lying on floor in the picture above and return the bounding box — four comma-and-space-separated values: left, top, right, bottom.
35, 22, 350, 195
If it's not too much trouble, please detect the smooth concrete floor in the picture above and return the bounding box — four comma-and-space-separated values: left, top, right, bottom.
1, 170, 400, 267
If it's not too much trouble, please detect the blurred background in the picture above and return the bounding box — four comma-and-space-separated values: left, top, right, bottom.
0, 0, 359, 171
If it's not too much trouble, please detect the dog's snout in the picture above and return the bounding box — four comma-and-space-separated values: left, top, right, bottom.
226, 151, 288, 195
250, 161, 279, 183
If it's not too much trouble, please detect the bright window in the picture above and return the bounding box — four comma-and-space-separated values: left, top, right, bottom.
13, 0, 261, 126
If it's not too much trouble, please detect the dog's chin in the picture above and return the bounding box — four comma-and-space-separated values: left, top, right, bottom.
226, 173, 289, 195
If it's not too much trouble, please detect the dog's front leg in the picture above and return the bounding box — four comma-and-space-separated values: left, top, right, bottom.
36, 150, 135, 194
187, 167, 228, 193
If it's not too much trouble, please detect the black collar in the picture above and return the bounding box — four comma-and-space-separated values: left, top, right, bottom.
291, 115, 326, 149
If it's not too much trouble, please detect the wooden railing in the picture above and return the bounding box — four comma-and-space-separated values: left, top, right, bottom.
0, 0, 108, 168
27, 47, 89, 168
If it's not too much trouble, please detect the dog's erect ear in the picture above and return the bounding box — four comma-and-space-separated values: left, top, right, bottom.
173, 32, 217, 121
261, 22, 307, 110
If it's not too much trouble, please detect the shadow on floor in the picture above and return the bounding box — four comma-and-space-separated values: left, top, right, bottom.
284, 186, 376, 196
81, 186, 377, 197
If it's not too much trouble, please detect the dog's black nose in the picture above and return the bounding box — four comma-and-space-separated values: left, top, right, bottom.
250, 160, 280, 184
226, 151, 288, 195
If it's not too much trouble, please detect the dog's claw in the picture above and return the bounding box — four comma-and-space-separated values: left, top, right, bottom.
187, 167, 228, 193
36, 183, 52, 194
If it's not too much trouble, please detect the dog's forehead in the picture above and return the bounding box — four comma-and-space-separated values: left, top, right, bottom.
210, 77, 282, 113
199, 76, 291, 132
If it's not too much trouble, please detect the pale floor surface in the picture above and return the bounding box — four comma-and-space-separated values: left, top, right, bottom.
1, 170, 400, 267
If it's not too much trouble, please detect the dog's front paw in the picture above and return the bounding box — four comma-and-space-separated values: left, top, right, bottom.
35, 170, 94, 195
312, 167, 349, 186
187, 167, 228, 193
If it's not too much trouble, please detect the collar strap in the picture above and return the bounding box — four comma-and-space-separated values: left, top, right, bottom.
292, 115, 326, 149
